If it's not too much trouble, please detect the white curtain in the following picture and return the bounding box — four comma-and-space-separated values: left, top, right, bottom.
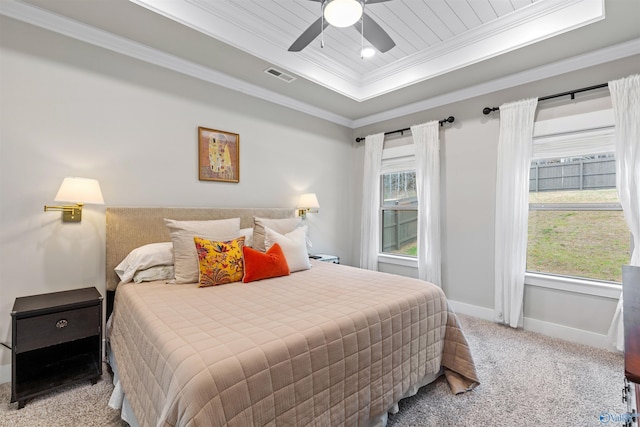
607, 74, 640, 351
494, 98, 538, 328
360, 133, 384, 270
412, 121, 441, 286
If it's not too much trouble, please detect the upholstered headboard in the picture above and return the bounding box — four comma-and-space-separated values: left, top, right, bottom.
105, 207, 294, 292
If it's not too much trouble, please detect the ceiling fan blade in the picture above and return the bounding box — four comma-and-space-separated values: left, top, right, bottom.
355, 13, 395, 53
288, 17, 330, 52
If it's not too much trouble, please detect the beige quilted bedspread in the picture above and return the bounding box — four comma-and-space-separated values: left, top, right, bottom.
108, 261, 479, 427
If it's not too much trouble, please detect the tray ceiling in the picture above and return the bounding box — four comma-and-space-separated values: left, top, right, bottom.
131, 0, 605, 101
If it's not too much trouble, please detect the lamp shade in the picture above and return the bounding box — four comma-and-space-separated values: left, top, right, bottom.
298, 193, 320, 209
323, 0, 363, 28
54, 177, 105, 205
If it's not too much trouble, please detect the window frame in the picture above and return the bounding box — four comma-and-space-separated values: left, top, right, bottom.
524, 108, 623, 297
378, 143, 419, 264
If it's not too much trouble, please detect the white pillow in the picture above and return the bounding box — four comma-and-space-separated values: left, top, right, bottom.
133, 265, 175, 283
253, 216, 301, 252
239, 227, 254, 248
115, 242, 174, 284
164, 218, 241, 283
264, 226, 311, 272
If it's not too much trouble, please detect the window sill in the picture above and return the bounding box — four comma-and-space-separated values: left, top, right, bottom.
524, 272, 621, 299
372, 261, 621, 299
377, 253, 418, 268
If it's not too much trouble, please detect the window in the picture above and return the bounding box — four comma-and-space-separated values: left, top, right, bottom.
527, 154, 631, 283
380, 144, 417, 257
524, 110, 635, 284
382, 171, 417, 256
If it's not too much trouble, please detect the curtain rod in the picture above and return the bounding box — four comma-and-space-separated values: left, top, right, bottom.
355, 116, 455, 143
481, 83, 609, 115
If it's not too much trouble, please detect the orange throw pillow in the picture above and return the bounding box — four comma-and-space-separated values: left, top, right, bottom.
242, 243, 290, 283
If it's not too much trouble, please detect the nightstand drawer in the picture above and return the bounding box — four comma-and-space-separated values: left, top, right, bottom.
15, 305, 100, 354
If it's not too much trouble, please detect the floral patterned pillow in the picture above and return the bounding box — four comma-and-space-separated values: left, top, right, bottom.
194, 236, 245, 287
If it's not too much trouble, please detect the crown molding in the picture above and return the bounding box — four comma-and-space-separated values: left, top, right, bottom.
362, 0, 591, 85
352, 37, 640, 129
134, 0, 605, 102
2, 0, 638, 131
0, 0, 353, 127
356, 0, 605, 100
130, 0, 365, 100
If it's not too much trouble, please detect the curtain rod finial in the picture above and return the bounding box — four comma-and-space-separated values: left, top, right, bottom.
439, 116, 455, 126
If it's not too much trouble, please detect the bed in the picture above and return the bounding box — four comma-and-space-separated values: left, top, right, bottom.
105, 207, 479, 427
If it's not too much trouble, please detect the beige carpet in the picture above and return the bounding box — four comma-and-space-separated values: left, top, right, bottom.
0, 314, 626, 427
388, 314, 626, 427
0, 364, 125, 427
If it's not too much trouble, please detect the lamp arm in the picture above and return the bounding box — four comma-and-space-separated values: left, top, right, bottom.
297, 207, 319, 218
44, 203, 84, 222
44, 203, 84, 212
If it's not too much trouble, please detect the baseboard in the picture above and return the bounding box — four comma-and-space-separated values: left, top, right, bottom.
522, 317, 609, 349
448, 300, 610, 350
448, 300, 495, 321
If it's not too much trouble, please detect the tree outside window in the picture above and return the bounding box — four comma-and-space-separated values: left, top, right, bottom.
381, 171, 418, 257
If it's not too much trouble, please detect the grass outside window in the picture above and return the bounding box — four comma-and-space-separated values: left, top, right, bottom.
527, 189, 630, 283
382, 170, 418, 257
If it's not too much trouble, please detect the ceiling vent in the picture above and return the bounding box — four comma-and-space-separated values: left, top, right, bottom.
264, 67, 296, 83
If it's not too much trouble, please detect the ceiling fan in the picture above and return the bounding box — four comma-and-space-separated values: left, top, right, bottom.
288, 0, 396, 53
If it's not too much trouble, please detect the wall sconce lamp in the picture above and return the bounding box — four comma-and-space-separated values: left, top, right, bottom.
44, 177, 105, 222
297, 193, 320, 219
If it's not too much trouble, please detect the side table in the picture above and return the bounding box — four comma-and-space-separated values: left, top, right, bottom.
11, 287, 103, 408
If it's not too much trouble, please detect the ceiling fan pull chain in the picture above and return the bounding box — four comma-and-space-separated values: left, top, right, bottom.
321, 3, 325, 48
360, 1, 365, 58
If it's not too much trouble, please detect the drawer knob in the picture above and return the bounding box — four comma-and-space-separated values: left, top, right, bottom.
56, 319, 68, 329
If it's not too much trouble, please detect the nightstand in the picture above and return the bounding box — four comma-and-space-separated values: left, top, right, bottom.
309, 254, 340, 264
11, 287, 103, 409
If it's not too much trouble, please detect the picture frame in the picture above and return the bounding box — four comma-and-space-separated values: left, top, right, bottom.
198, 127, 240, 183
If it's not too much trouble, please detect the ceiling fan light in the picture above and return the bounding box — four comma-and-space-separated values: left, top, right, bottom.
324, 0, 363, 28
361, 47, 376, 58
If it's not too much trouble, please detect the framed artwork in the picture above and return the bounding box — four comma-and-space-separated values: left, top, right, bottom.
198, 127, 240, 182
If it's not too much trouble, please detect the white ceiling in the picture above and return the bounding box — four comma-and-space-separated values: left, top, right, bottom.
130, 0, 603, 101
2, 0, 640, 127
